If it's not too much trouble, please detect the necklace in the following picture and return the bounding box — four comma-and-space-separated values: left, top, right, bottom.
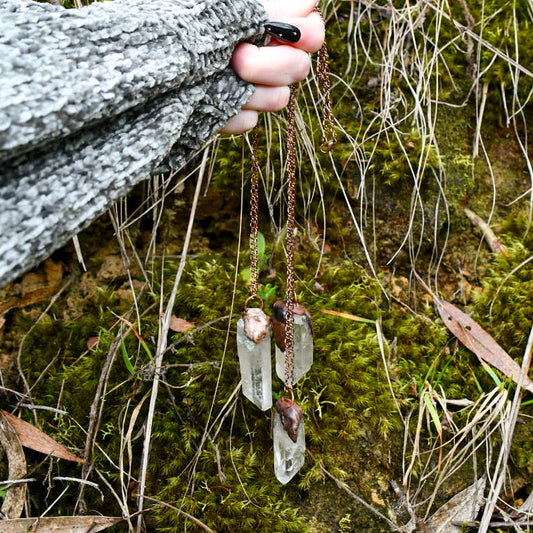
237, 10, 335, 483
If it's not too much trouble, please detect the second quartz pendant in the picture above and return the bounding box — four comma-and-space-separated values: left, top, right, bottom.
272, 300, 313, 385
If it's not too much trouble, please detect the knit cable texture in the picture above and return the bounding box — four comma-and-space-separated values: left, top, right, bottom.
0, 0, 267, 286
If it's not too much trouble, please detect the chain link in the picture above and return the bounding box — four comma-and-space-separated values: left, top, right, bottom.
247, 8, 335, 389
315, 8, 336, 153
248, 128, 260, 301
283, 9, 335, 390
283, 86, 297, 391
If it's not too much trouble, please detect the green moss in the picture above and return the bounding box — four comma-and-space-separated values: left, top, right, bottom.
6, 0, 533, 530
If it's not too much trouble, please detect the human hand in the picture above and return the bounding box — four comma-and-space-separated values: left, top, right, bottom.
221, 0, 325, 134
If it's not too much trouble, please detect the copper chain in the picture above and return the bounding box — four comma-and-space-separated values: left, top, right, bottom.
247, 8, 335, 389
318, 42, 336, 152
283, 11, 335, 391
315, 8, 336, 152
283, 86, 297, 391
248, 128, 260, 302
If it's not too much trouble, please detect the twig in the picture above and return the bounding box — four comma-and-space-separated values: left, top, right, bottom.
0, 478, 36, 485
464, 207, 507, 255
459, 521, 533, 528
165, 315, 231, 353
478, 324, 533, 533
136, 147, 209, 532
76, 331, 122, 514
143, 496, 217, 533
320, 465, 400, 531
53, 476, 102, 493
95, 468, 133, 531
18, 404, 68, 416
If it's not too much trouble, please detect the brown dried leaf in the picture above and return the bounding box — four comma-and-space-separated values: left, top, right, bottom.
169, 316, 195, 333
0, 259, 63, 314
425, 477, 485, 533
0, 515, 122, 533
86, 336, 99, 350
436, 300, 533, 393
1, 410, 84, 464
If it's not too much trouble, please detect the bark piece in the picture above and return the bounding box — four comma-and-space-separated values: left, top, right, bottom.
0, 412, 27, 519
0, 516, 122, 532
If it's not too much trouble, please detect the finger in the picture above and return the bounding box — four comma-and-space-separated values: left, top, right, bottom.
261, 0, 317, 19
219, 110, 258, 135
242, 86, 290, 111
231, 43, 311, 86
267, 12, 325, 52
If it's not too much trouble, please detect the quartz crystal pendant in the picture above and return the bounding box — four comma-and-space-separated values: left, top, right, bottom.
273, 398, 305, 484
237, 308, 272, 411
272, 301, 313, 384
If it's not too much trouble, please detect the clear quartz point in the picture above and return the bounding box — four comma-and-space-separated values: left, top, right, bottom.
276, 313, 313, 384
237, 309, 272, 411
273, 407, 305, 484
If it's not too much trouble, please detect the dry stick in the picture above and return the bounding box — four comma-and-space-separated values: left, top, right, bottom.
135, 147, 209, 533
143, 496, 216, 533
184, 137, 248, 504
478, 324, 533, 533
320, 465, 400, 532
464, 207, 507, 256
76, 277, 149, 512
76, 330, 123, 514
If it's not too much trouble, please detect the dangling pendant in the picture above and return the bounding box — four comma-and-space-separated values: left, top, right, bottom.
272, 300, 313, 384
237, 307, 272, 411
273, 397, 305, 484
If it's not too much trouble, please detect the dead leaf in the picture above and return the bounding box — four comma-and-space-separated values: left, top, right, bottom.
425, 477, 486, 532
1, 410, 84, 464
0, 412, 27, 519
97, 255, 126, 282
0, 515, 122, 533
0, 315, 5, 329
321, 309, 373, 324
169, 316, 195, 333
0, 259, 63, 314
87, 336, 99, 350
436, 300, 533, 393
370, 489, 386, 506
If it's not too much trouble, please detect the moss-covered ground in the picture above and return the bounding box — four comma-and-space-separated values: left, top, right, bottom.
2, 1, 533, 532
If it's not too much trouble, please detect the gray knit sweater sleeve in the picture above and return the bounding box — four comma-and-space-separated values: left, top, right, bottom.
0, 0, 268, 287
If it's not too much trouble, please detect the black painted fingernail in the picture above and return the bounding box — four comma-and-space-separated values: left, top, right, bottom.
264, 22, 301, 44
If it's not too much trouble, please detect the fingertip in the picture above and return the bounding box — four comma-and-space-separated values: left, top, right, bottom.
305, 11, 326, 52
232, 45, 310, 86
220, 110, 259, 135
231, 42, 260, 82
243, 85, 291, 111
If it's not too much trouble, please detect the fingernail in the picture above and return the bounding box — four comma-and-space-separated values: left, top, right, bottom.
264, 22, 301, 44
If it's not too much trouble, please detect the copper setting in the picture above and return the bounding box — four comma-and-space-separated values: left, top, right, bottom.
242, 307, 271, 344
275, 397, 304, 443
271, 300, 313, 352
